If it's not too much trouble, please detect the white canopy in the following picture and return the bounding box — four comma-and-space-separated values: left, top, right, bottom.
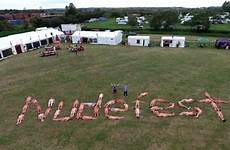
7, 31, 40, 45
128, 36, 150, 47
61, 24, 81, 32
49, 28, 65, 37
0, 27, 64, 56
161, 36, 173, 40
72, 30, 123, 45
0, 37, 12, 50
161, 36, 185, 48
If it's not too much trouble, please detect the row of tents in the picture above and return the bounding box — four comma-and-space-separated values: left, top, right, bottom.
71, 30, 186, 48
72, 30, 229, 49
0, 28, 64, 61
1, 29, 229, 61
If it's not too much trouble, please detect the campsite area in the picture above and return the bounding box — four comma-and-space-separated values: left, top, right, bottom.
0, 44, 230, 150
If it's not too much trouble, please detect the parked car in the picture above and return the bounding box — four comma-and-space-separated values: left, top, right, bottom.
215, 38, 230, 49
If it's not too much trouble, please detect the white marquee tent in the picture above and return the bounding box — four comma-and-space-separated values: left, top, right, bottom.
161, 36, 186, 48
0, 37, 13, 60
72, 30, 123, 45
0, 28, 64, 60
128, 36, 150, 47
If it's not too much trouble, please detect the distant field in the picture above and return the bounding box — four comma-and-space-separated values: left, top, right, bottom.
210, 23, 230, 32
84, 18, 151, 30
84, 18, 230, 32
0, 44, 230, 150
84, 18, 133, 30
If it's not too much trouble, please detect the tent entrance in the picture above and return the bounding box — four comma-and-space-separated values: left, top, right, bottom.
15, 45, 22, 54
163, 40, 172, 47
82, 37, 88, 43
143, 40, 145, 46
48, 38, 53, 44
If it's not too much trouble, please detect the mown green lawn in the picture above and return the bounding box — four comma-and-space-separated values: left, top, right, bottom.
0, 44, 230, 150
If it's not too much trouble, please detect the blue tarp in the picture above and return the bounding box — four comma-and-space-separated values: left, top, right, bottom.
8, 19, 24, 25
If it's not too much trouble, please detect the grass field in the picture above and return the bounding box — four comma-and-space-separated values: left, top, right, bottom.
210, 23, 230, 32
84, 18, 134, 30
84, 18, 230, 32
1, 44, 230, 150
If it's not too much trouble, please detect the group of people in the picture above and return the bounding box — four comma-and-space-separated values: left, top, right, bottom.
17, 93, 105, 125
198, 92, 228, 122
40, 46, 58, 57
104, 98, 129, 120
52, 93, 104, 122
149, 99, 176, 117
16, 92, 229, 125
16, 96, 55, 125
148, 92, 228, 121
68, 43, 85, 54
111, 83, 128, 97
16, 96, 31, 125
38, 97, 55, 122
133, 92, 149, 118
149, 98, 202, 118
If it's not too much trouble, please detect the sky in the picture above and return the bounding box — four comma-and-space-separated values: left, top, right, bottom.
0, 0, 228, 10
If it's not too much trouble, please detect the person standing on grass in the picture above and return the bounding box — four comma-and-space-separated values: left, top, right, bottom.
111, 83, 119, 94
124, 85, 128, 96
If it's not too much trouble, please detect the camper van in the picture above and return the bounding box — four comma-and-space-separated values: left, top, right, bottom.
161, 36, 185, 48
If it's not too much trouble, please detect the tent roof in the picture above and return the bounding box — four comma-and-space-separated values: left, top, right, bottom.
0, 28, 64, 47
72, 31, 121, 38
161, 36, 185, 40
0, 37, 12, 50
48, 28, 65, 36
6, 35, 23, 45
161, 36, 173, 40
8, 31, 40, 44
173, 36, 185, 40
36, 30, 49, 40
128, 36, 150, 40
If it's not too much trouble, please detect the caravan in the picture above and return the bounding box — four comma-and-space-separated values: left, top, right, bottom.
161, 36, 185, 48
128, 36, 150, 47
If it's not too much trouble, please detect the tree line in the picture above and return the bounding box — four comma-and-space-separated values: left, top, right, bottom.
0, 1, 230, 34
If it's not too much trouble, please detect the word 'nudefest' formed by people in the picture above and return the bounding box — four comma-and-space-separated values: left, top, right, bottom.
16, 91, 229, 126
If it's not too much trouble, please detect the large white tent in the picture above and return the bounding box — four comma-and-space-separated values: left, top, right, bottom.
128, 36, 150, 47
0, 37, 13, 60
0, 28, 64, 60
161, 36, 186, 48
72, 30, 123, 45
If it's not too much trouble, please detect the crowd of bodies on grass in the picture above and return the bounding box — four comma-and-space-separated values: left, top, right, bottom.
16, 89, 229, 126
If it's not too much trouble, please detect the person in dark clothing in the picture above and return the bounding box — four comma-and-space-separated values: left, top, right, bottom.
124, 85, 128, 96
111, 83, 119, 94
